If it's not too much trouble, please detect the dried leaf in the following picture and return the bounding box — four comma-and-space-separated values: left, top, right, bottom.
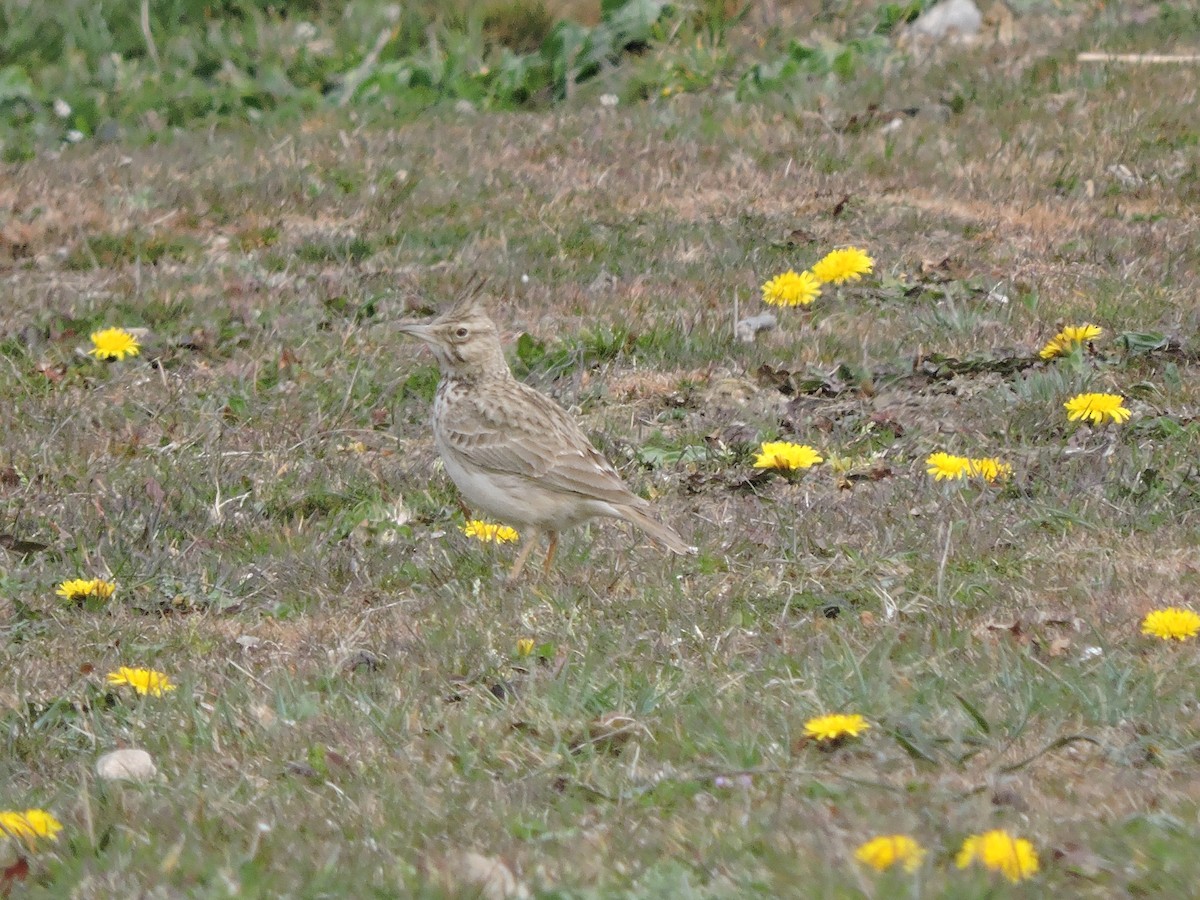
343, 650, 382, 673
975, 619, 1024, 641
1047, 636, 1072, 657
549, 648, 569, 679
33, 362, 66, 383
284, 761, 321, 780
0, 535, 49, 556
144, 476, 166, 506
571, 713, 647, 754
1, 855, 30, 887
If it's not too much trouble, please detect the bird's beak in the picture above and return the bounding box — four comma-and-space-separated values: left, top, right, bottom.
395, 320, 435, 343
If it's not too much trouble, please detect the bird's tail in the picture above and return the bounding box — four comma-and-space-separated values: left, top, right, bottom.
617, 505, 696, 556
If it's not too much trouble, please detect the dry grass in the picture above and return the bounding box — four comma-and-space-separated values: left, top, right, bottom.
2, 3, 1200, 896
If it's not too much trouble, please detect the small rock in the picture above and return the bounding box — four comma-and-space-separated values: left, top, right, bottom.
702, 375, 758, 405
735, 313, 777, 343
454, 99, 476, 115
431, 851, 530, 900
1107, 163, 1141, 187
96, 748, 158, 783
587, 269, 617, 293
911, 0, 982, 38
918, 103, 954, 123
991, 779, 1028, 811
17, 325, 46, 351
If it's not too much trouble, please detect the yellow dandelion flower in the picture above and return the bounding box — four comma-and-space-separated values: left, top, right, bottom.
105, 666, 176, 697
855, 834, 926, 873
1038, 337, 1065, 360
1141, 608, 1200, 641
804, 713, 869, 742
461, 520, 520, 544
1040, 323, 1102, 359
956, 830, 1039, 883
753, 441, 823, 471
761, 270, 822, 307
0, 809, 63, 851
1064, 392, 1131, 425
811, 247, 874, 284
88, 327, 140, 361
516, 638, 535, 656
968, 457, 1013, 482
1061, 324, 1103, 344
55, 577, 116, 604
926, 452, 971, 481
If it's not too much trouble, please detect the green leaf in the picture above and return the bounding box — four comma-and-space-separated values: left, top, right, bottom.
953, 692, 991, 735
602, 0, 671, 48
543, 19, 592, 91
997, 734, 1100, 774
832, 47, 857, 80
1116, 331, 1171, 354
636, 444, 711, 467
0, 65, 34, 105
887, 727, 940, 766
515, 332, 546, 367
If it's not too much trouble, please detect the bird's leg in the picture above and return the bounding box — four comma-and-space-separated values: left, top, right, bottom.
507, 529, 541, 583
541, 531, 559, 577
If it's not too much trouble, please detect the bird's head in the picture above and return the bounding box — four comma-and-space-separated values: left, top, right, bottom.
396, 293, 510, 381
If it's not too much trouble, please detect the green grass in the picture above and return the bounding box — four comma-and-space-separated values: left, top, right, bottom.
3, 0, 1200, 896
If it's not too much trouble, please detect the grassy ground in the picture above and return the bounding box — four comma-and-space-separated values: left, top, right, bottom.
3, 1, 1200, 896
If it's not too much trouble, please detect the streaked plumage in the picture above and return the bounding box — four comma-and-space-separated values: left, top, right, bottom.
397, 294, 692, 580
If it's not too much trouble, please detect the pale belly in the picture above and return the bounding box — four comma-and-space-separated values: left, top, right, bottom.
434, 430, 617, 531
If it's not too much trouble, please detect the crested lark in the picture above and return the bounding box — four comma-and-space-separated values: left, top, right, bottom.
397, 295, 692, 580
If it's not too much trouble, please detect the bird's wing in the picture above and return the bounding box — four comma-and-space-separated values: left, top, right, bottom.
439, 380, 641, 507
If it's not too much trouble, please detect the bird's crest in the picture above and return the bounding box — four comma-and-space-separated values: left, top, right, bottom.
440, 274, 490, 321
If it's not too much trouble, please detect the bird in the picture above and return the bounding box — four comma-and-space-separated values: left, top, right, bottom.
396, 291, 693, 581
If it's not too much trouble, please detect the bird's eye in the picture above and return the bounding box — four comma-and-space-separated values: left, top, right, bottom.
455, 327, 469, 338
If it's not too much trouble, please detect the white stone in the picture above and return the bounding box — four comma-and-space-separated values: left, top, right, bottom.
96, 748, 158, 782
735, 313, 776, 343
911, 0, 983, 38
444, 851, 530, 900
